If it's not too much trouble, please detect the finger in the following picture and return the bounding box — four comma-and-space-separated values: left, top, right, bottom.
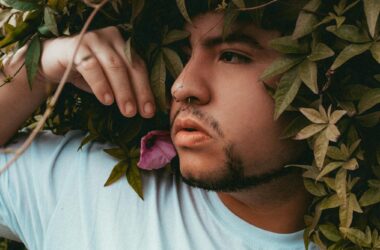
111, 32, 156, 118
90, 41, 137, 118
75, 46, 114, 106
71, 76, 92, 93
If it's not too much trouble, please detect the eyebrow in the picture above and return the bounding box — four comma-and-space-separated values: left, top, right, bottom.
201, 32, 263, 50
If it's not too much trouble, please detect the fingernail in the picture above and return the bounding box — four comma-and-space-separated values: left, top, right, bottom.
144, 102, 154, 115
125, 102, 135, 116
104, 93, 114, 105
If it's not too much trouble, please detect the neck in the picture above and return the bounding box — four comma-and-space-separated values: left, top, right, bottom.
217, 172, 311, 234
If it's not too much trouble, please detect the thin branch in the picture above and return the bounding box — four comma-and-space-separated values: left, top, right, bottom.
237, 0, 278, 11
0, 0, 109, 175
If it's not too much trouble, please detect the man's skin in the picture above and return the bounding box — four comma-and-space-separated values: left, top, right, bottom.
0, 11, 310, 236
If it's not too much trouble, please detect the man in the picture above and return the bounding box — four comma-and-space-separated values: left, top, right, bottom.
0, 1, 316, 249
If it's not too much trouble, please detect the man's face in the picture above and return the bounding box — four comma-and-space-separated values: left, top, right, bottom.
169, 12, 303, 191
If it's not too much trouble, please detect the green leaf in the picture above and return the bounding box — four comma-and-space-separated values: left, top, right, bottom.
104, 148, 126, 160
280, 115, 309, 139
370, 42, 380, 64
299, 59, 318, 94
131, 0, 145, 21
231, 0, 245, 8
331, 43, 372, 70
150, 52, 166, 112
126, 159, 143, 199
269, 36, 309, 54
358, 88, 380, 114
260, 56, 303, 81
273, 67, 302, 119
326, 25, 371, 43
307, 43, 335, 61
350, 193, 363, 213
176, 0, 192, 24
319, 224, 342, 242
329, 110, 346, 124
162, 47, 183, 79
314, 130, 329, 169
104, 160, 128, 186
162, 29, 190, 45
359, 187, 380, 206
3, 0, 40, 11
78, 133, 98, 150
44, 7, 59, 36
222, 8, 239, 39
25, 34, 41, 90
363, 0, 380, 38
327, 146, 346, 161
294, 124, 326, 140
357, 111, 380, 127
303, 178, 327, 197
292, 0, 321, 39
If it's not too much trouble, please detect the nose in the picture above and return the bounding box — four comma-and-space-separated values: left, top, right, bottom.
170, 54, 211, 106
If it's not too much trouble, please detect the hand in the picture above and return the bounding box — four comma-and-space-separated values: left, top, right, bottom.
39, 26, 155, 118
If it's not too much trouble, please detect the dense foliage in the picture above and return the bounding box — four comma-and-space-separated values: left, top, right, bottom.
0, 0, 379, 249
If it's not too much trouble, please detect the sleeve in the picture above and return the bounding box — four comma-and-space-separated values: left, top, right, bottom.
0, 131, 85, 249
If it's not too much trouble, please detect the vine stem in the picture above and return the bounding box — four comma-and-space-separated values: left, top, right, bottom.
0, 0, 109, 175
237, 0, 278, 11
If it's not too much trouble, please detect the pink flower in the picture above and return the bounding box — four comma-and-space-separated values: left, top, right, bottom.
137, 130, 177, 170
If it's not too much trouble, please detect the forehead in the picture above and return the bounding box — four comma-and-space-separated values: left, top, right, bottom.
184, 12, 280, 47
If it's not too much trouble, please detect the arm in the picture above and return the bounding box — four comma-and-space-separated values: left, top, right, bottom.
0, 26, 156, 146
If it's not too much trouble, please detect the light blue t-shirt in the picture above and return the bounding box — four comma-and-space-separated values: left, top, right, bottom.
0, 131, 315, 250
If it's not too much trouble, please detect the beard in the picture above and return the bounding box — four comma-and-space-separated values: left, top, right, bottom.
175, 144, 297, 192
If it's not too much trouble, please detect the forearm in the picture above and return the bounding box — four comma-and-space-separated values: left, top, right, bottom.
0, 47, 51, 146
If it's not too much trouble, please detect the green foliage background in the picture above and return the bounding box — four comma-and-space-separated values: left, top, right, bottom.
0, 0, 379, 249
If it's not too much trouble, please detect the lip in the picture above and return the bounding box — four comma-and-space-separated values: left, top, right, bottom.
172, 118, 212, 147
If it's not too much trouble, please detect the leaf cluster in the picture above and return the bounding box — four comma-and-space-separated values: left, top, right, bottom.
1, 0, 380, 248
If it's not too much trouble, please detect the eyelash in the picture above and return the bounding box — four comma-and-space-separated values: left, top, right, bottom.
219, 51, 252, 64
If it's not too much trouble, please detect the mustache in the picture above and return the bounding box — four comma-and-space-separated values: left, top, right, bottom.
170, 105, 224, 138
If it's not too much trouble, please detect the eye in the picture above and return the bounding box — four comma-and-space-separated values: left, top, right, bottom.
219, 51, 252, 64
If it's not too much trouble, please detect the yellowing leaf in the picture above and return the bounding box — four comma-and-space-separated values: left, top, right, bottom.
326, 25, 371, 43
331, 43, 372, 70
314, 130, 329, 169
299, 59, 318, 94
329, 110, 347, 124
319, 224, 342, 242
303, 178, 327, 197
342, 158, 358, 171
295, 124, 326, 140
316, 161, 343, 180
319, 194, 342, 210
325, 124, 340, 142
339, 227, 371, 247
300, 107, 327, 123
